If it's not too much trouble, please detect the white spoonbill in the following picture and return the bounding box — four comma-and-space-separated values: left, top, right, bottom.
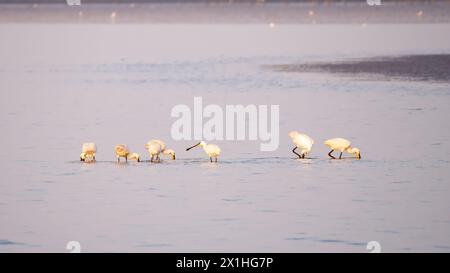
145, 139, 176, 160
186, 141, 221, 162
115, 144, 129, 162
145, 140, 162, 162
114, 144, 140, 162
324, 138, 361, 159
80, 142, 97, 162
289, 131, 314, 159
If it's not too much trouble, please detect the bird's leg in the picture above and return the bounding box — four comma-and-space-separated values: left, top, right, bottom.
210, 157, 213, 163
328, 150, 336, 159
150, 155, 154, 162
125, 156, 128, 162
292, 147, 301, 159
215, 157, 218, 163
117, 157, 120, 163
339, 152, 343, 159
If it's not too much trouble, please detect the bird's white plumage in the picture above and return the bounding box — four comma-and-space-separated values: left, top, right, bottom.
187, 141, 221, 162
114, 144, 129, 157
82, 143, 97, 154
289, 131, 314, 156
324, 138, 361, 159
146, 139, 176, 160
146, 140, 162, 161
114, 144, 139, 162
324, 138, 351, 152
81, 142, 97, 162
201, 142, 221, 157
146, 139, 165, 151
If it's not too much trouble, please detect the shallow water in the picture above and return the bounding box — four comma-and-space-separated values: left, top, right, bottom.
1, 21, 450, 252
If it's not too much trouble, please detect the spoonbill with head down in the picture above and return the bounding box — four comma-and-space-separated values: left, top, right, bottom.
115, 144, 140, 162
145, 139, 176, 160
289, 131, 314, 159
145, 140, 162, 162
186, 141, 221, 162
324, 138, 361, 159
80, 142, 97, 162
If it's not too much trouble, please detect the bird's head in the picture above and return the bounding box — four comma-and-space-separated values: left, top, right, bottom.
166, 149, 176, 160
347, 147, 361, 159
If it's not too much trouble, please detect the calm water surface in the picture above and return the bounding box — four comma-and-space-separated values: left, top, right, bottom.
0, 22, 450, 252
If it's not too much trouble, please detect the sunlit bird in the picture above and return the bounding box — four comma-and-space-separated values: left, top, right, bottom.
186, 141, 221, 162
146, 139, 176, 160
289, 131, 314, 159
145, 140, 162, 162
115, 144, 140, 162
324, 138, 361, 159
115, 144, 129, 162
80, 142, 97, 162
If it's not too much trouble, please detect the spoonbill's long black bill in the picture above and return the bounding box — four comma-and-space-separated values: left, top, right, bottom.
186, 142, 201, 151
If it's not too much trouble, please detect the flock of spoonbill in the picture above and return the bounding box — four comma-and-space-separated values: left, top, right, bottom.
79, 134, 361, 163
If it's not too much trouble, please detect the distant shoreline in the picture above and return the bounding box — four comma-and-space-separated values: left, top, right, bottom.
1, 2, 450, 24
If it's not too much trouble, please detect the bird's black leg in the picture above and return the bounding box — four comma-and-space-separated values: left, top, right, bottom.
210, 157, 213, 163
339, 152, 343, 159
150, 155, 154, 162
292, 147, 301, 159
328, 150, 336, 159
125, 156, 128, 162
215, 157, 218, 163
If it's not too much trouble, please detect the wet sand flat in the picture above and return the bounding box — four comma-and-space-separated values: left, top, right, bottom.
265, 54, 450, 82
